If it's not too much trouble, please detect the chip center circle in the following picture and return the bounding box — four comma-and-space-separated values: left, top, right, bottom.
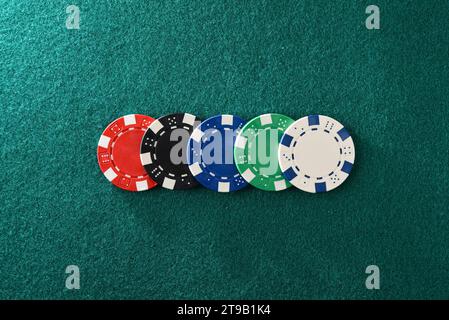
112, 129, 147, 177
293, 131, 340, 177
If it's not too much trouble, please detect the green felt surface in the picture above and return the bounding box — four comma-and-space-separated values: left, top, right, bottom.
1, 0, 449, 299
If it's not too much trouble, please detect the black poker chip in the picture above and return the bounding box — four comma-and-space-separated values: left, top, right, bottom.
140, 113, 201, 190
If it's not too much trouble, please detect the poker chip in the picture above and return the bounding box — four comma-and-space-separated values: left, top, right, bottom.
234, 113, 294, 191
97, 114, 157, 192
187, 115, 248, 192
140, 113, 201, 190
278, 115, 355, 193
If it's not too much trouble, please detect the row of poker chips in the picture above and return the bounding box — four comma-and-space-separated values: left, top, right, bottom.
97, 113, 355, 193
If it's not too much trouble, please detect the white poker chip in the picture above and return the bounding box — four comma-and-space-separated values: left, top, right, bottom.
278, 115, 355, 193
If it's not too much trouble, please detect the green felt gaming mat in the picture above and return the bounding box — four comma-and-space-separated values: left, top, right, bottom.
1, 0, 449, 299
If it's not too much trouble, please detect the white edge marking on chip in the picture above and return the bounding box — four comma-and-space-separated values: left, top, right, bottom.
260, 114, 273, 126
191, 129, 204, 143
140, 152, 152, 165
150, 120, 163, 134
302, 182, 315, 193
279, 144, 291, 154
136, 180, 149, 191
274, 179, 287, 191
98, 135, 111, 148
218, 182, 230, 192
188, 163, 203, 176
162, 177, 176, 189
183, 113, 196, 126
221, 115, 233, 126
124, 114, 136, 126
242, 169, 255, 182
277, 145, 291, 169
289, 175, 301, 186
104, 168, 117, 182
235, 136, 247, 149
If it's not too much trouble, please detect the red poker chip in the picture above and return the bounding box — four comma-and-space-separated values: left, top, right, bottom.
97, 114, 157, 191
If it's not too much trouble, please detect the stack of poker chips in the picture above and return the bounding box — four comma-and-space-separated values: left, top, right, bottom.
97, 113, 355, 193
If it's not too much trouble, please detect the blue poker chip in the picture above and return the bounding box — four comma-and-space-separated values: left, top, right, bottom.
278, 115, 355, 193
187, 115, 249, 192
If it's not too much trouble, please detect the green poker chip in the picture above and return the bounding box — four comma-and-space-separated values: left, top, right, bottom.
234, 113, 294, 191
